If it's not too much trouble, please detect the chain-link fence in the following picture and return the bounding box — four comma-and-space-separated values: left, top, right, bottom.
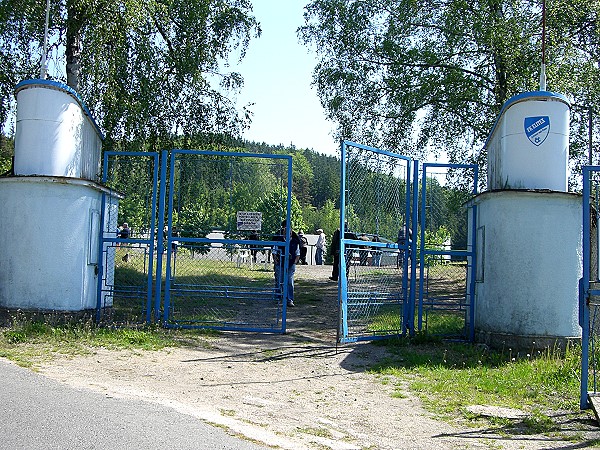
97, 152, 159, 325
163, 150, 292, 332
340, 142, 412, 341
98, 150, 293, 332
164, 242, 284, 330
417, 163, 478, 338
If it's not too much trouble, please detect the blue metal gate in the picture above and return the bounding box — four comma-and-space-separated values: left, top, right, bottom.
338, 141, 417, 343
96, 151, 160, 324
160, 150, 293, 332
97, 149, 293, 333
581, 165, 600, 409
417, 163, 479, 340
338, 142, 478, 343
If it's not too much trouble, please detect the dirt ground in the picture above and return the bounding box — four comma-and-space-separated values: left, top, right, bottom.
38, 264, 599, 450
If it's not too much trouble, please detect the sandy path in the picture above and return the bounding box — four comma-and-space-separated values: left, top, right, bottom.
37, 264, 596, 449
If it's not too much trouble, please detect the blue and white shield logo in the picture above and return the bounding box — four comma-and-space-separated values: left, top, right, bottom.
524, 116, 550, 146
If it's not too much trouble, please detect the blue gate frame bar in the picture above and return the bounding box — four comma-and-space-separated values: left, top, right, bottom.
339, 141, 349, 341
407, 160, 419, 335
155, 150, 168, 322
580, 165, 600, 409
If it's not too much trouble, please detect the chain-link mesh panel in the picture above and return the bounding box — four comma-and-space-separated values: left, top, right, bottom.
98, 152, 158, 324
343, 243, 406, 338
164, 151, 291, 331
419, 164, 477, 338
344, 145, 409, 239
422, 262, 468, 335
165, 243, 283, 329
341, 143, 411, 341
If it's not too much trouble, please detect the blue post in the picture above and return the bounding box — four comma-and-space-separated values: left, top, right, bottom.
401, 159, 412, 334
580, 166, 592, 409
339, 140, 348, 341
162, 151, 178, 324
468, 203, 478, 341
408, 160, 419, 335
281, 154, 294, 334
417, 164, 428, 331
95, 150, 111, 323
144, 152, 160, 324
468, 165, 479, 341
155, 150, 168, 323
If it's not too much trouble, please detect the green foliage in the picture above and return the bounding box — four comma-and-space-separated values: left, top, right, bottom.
421, 225, 451, 266
343, 154, 409, 240
255, 186, 305, 236
420, 174, 474, 253
118, 194, 149, 234
244, 143, 342, 211
0, 0, 260, 148
105, 154, 158, 233
301, 199, 339, 237
177, 201, 214, 238
291, 150, 315, 205
303, 148, 341, 209
0, 134, 13, 174
300, 0, 600, 179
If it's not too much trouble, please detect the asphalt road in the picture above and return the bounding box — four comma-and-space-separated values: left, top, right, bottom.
0, 359, 269, 450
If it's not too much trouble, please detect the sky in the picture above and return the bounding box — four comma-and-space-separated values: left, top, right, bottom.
229, 0, 338, 156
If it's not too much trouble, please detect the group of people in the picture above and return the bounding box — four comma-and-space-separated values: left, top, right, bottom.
328, 223, 412, 281
295, 228, 327, 266
274, 222, 410, 306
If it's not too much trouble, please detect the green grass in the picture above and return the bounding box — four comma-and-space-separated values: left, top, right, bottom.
367, 334, 600, 441
424, 310, 465, 336
110, 249, 280, 326
0, 319, 214, 368
364, 304, 402, 333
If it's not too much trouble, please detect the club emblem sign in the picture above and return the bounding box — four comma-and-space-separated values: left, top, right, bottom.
524, 116, 550, 146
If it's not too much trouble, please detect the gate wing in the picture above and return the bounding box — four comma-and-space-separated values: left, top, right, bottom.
338, 141, 415, 343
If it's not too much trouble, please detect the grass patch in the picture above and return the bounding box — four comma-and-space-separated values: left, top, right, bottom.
0, 319, 214, 368
368, 336, 595, 439
424, 311, 465, 336
296, 426, 334, 438
372, 338, 582, 413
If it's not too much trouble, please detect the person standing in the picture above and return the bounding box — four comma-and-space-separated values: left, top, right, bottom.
273, 221, 301, 307
119, 222, 130, 239
371, 235, 382, 267
298, 231, 309, 265
329, 223, 357, 281
315, 228, 326, 265
397, 224, 413, 268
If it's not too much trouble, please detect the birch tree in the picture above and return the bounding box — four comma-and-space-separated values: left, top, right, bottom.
0, 0, 260, 147
299, 0, 600, 176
